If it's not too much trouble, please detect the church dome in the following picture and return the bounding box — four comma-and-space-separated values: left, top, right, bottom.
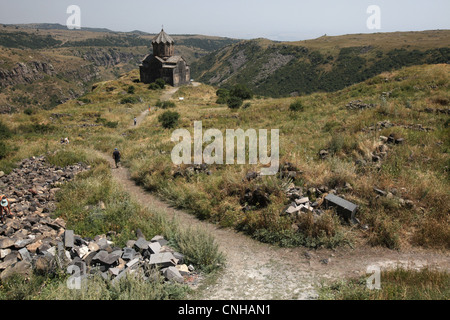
152, 29, 174, 44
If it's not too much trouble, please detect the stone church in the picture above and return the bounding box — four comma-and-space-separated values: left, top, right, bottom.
139, 29, 190, 87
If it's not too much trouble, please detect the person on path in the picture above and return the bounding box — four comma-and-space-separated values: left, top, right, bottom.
0, 195, 11, 223
113, 148, 121, 168
134, 117, 137, 126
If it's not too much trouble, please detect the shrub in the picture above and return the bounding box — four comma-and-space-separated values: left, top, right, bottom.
23, 108, 34, 115
216, 96, 228, 105
230, 84, 253, 100
120, 96, 139, 104
148, 83, 160, 90
105, 121, 119, 128
156, 100, 176, 109
78, 97, 91, 104
227, 96, 243, 109
158, 111, 180, 129
216, 88, 230, 97
155, 78, 166, 89
127, 86, 135, 94
289, 100, 304, 112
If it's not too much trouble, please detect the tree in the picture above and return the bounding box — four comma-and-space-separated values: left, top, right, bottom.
158, 111, 180, 129
227, 96, 243, 109
230, 84, 253, 100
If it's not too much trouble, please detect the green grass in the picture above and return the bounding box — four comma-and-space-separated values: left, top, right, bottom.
318, 267, 450, 300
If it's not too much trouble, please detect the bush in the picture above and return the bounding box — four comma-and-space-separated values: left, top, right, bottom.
230, 84, 253, 100
78, 97, 91, 104
127, 86, 135, 94
216, 96, 229, 105
105, 121, 118, 128
155, 78, 166, 89
148, 83, 160, 90
120, 96, 140, 104
216, 88, 230, 97
23, 108, 34, 115
289, 100, 304, 111
156, 100, 176, 109
227, 96, 243, 109
158, 111, 180, 129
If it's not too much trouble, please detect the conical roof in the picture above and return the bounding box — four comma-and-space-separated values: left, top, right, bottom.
152, 29, 174, 44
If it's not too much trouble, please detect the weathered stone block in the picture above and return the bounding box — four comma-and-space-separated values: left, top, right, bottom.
148, 242, 161, 254
18, 248, 32, 262
133, 237, 149, 251
163, 266, 184, 283
64, 230, 74, 249
324, 193, 358, 221
149, 252, 178, 268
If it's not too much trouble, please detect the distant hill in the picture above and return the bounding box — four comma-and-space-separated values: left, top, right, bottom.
191, 30, 450, 97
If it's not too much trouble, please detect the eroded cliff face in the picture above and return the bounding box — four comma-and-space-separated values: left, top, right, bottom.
71, 48, 143, 68
0, 52, 100, 112
0, 61, 55, 87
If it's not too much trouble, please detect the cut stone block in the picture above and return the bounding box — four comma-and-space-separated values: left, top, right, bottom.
157, 239, 169, 247
18, 248, 32, 263
88, 242, 100, 252
133, 237, 149, 251
295, 197, 309, 205
126, 258, 139, 269
163, 266, 184, 283
149, 252, 178, 268
173, 252, 185, 264
148, 242, 161, 254
324, 193, 358, 221
285, 205, 300, 214
150, 235, 164, 242
64, 230, 74, 249
176, 264, 190, 276
121, 247, 136, 260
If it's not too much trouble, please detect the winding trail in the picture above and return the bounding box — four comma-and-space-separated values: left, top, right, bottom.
101, 86, 450, 300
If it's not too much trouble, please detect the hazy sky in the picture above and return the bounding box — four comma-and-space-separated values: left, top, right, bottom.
0, 0, 449, 41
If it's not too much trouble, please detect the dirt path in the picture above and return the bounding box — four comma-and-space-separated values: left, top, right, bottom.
100, 86, 450, 300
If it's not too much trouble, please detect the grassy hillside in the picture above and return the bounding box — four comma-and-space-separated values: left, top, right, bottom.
191, 30, 450, 97
2, 63, 446, 251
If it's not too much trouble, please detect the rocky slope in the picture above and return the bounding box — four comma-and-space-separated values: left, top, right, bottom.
0, 156, 196, 285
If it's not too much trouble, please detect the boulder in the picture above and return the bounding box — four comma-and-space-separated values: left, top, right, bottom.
0, 260, 32, 281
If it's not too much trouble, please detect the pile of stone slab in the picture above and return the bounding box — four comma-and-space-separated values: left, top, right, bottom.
346, 100, 376, 110
362, 120, 433, 132
173, 163, 211, 178
282, 186, 359, 225
0, 156, 194, 284
0, 155, 89, 217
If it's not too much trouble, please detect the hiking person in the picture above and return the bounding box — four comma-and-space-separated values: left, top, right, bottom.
134, 117, 137, 126
0, 195, 11, 223
112, 148, 121, 168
